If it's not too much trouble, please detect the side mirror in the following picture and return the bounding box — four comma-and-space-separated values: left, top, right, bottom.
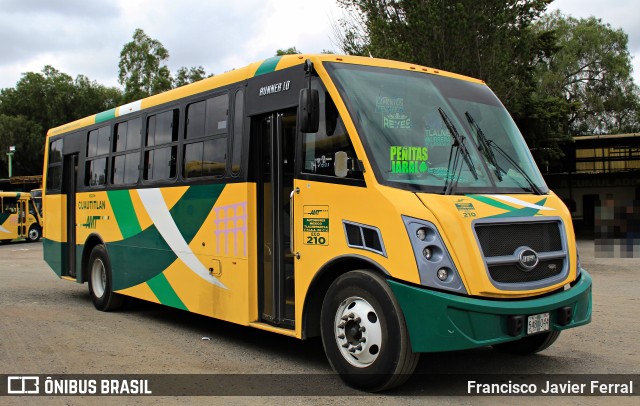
299, 88, 319, 133
334, 151, 348, 178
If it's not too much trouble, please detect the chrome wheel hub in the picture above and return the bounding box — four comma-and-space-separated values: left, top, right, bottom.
334, 296, 382, 368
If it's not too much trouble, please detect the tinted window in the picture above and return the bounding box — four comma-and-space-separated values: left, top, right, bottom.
147, 110, 178, 146
86, 158, 107, 186
112, 152, 140, 185
88, 126, 110, 157
184, 138, 227, 178
115, 117, 142, 152
144, 147, 177, 181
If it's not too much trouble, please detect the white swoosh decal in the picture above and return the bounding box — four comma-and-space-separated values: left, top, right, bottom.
487, 195, 554, 211
137, 188, 228, 290
0, 225, 10, 233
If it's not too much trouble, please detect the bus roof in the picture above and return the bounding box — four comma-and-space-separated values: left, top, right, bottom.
46, 54, 484, 138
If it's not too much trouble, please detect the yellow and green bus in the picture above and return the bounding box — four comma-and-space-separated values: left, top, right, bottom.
42, 54, 592, 391
1, 191, 43, 243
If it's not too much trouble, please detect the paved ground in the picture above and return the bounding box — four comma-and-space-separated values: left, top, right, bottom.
0, 239, 637, 405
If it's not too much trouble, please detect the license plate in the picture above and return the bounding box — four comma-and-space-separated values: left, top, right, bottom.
527, 312, 550, 335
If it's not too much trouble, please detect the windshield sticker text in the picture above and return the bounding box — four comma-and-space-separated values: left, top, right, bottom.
375, 96, 405, 114
384, 113, 412, 129
425, 128, 451, 146
390, 146, 428, 174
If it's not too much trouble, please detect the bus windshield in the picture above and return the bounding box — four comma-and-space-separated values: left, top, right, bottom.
326, 63, 549, 194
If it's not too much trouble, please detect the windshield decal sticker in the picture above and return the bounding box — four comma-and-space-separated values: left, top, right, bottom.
384, 112, 412, 129
424, 128, 451, 146
390, 146, 428, 174
376, 96, 412, 129
375, 96, 405, 114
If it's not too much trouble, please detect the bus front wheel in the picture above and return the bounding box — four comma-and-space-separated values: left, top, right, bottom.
88, 245, 123, 311
320, 270, 419, 392
27, 225, 41, 242
492, 331, 561, 355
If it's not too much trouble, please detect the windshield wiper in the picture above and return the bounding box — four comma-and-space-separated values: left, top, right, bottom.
465, 112, 503, 181
465, 112, 543, 195
438, 108, 478, 194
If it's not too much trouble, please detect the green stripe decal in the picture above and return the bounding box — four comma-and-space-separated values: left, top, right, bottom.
468, 195, 549, 218
170, 184, 225, 244
488, 198, 548, 218
108, 190, 142, 239
95, 108, 116, 123
0, 213, 10, 226
146, 272, 188, 311
467, 195, 515, 211
254, 56, 282, 76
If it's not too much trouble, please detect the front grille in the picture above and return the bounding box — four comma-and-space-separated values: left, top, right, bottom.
474, 220, 568, 289
475, 222, 562, 257
489, 259, 564, 283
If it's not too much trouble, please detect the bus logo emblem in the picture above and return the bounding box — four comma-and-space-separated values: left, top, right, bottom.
516, 247, 539, 271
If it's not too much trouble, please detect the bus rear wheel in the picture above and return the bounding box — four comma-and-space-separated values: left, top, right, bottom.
27, 225, 41, 242
492, 331, 561, 355
320, 270, 419, 392
88, 245, 123, 311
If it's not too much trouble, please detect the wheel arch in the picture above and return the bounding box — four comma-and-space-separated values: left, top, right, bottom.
80, 233, 106, 284
301, 254, 390, 339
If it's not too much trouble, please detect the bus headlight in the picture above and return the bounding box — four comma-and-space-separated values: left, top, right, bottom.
403, 216, 467, 294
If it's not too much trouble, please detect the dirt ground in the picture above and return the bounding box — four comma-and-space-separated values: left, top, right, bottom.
0, 239, 637, 405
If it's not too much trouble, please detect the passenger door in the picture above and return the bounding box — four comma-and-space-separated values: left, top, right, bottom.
254, 110, 297, 328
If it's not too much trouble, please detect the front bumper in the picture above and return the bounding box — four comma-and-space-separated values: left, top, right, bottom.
388, 270, 592, 353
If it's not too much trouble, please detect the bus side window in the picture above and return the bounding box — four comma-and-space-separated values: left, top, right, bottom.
85, 125, 110, 187
302, 91, 362, 180
144, 109, 179, 181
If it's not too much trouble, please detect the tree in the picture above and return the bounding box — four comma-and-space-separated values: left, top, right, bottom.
533, 11, 640, 135
276, 47, 301, 56
0, 115, 43, 177
0, 66, 121, 177
335, 0, 569, 165
173, 66, 207, 88
118, 28, 172, 102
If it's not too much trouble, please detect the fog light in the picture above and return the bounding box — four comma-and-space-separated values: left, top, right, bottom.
437, 268, 449, 281
416, 228, 427, 241
423, 246, 432, 260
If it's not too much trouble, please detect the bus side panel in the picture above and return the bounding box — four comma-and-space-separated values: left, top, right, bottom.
43, 194, 67, 276
78, 183, 255, 325
0, 212, 19, 240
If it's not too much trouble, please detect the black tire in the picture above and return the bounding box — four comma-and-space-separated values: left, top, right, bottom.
87, 245, 124, 311
320, 270, 419, 392
492, 331, 561, 355
27, 225, 41, 242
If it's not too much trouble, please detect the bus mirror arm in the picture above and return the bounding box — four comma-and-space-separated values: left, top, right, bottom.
299, 88, 319, 133
290, 187, 300, 260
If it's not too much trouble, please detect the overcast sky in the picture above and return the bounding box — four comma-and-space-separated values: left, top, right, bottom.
0, 0, 639, 90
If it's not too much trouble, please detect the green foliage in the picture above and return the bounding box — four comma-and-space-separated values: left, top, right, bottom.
276, 47, 301, 56
335, 0, 640, 168
118, 28, 172, 102
533, 11, 640, 135
0, 115, 43, 178
0, 65, 121, 177
173, 66, 208, 88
